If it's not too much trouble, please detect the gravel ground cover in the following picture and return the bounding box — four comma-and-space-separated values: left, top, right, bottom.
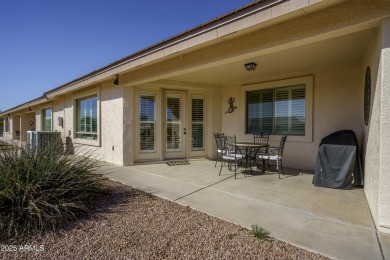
0, 179, 328, 259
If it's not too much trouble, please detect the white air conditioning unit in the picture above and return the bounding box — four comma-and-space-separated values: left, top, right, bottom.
27, 131, 62, 150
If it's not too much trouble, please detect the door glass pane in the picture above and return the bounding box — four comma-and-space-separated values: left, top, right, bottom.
166, 97, 181, 151
140, 95, 155, 151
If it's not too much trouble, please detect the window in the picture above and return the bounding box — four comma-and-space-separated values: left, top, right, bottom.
42, 108, 52, 131
140, 94, 156, 151
247, 85, 306, 136
76, 95, 98, 140
191, 96, 205, 151
5, 117, 9, 132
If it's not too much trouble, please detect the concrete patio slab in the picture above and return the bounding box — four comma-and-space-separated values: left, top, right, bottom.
379, 233, 390, 260
103, 160, 386, 260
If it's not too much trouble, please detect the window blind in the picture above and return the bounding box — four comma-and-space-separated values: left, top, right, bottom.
247, 89, 273, 134
275, 89, 289, 135
191, 97, 204, 151
247, 85, 305, 136
166, 97, 181, 151
140, 95, 156, 151
291, 87, 305, 135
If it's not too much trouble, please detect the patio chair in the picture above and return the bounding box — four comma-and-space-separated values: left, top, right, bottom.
213, 133, 224, 167
219, 135, 245, 179
253, 133, 270, 154
259, 135, 287, 179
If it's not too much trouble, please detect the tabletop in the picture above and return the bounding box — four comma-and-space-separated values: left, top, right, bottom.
235, 142, 268, 148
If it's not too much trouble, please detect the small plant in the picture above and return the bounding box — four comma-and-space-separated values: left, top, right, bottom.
251, 224, 269, 240
0, 142, 105, 241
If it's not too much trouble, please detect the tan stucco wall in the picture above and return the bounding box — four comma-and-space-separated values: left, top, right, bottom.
209, 86, 223, 161
222, 63, 364, 170
123, 86, 134, 165
20, 112, 35, 141
363, 18, 390, 235
29, 82, 222, 166
32, 83, 126, 166
99, 83, 124, 165
363, 27, 382, 231
379, 17, 390, 234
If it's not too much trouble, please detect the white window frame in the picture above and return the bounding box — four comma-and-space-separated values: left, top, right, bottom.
241, 75, 313, 143
72, 88, 100, 146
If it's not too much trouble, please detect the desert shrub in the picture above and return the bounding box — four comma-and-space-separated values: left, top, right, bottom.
251, 224, 270, 240
0, 142, 105, 241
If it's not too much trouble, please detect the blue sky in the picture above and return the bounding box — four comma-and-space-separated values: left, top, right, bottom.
0, 1, 254, 111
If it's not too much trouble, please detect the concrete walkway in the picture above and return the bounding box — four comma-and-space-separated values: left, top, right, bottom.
102, 160, 389, 260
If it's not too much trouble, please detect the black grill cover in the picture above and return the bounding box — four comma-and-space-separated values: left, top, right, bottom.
313, 130, 363, 189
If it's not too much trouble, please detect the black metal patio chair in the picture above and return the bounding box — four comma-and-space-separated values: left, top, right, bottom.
219, 135, 245, 179
213, 133, 224, 168
253, 133, 270, 154
258, 135, 287, 179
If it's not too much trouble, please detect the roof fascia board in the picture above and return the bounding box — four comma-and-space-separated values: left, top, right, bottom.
0, 97, 47, 116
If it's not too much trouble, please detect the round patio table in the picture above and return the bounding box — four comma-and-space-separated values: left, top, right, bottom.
235, 142, 269, 174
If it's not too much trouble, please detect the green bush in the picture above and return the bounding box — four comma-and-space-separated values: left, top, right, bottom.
0, 142, 105, 241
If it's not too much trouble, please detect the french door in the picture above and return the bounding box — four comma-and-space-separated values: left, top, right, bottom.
164, 91, 187, 159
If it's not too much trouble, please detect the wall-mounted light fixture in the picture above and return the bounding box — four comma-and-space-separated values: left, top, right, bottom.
244, 62, 257, 71
113, 74, 119, 85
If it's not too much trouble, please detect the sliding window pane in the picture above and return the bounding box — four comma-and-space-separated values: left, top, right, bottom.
247, 89, 273, 134
275, 85, 305, 136
291, 87, 305, 135
275, 89, 289, 135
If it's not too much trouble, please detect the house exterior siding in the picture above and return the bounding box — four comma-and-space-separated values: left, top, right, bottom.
1, 0, 390, 234
222, 64, 364, 170
364, 17, 390, 234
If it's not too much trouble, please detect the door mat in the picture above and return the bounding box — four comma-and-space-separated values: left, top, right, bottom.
166, 161, 190, 166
